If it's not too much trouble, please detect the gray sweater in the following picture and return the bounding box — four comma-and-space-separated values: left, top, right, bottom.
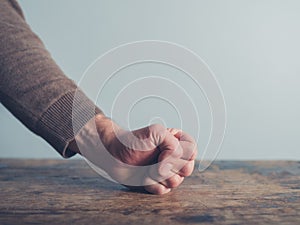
0, 0, 102, 157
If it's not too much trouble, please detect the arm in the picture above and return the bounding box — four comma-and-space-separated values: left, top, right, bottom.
0, 0, 102, 157
0, 0, 197, 194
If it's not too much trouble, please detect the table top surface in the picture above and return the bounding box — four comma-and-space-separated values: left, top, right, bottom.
0, 159, 299, 225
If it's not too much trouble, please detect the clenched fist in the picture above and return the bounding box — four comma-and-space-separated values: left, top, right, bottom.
74, 114, 197, 195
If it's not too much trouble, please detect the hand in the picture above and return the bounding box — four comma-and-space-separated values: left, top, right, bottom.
93, 114, 197, 194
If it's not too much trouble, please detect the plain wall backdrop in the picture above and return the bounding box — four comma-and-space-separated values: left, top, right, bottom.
0, 0, 299, 160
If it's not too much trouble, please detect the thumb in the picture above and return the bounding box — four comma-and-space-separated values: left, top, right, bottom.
157, 129, 183, 162
167, 128, 182, 140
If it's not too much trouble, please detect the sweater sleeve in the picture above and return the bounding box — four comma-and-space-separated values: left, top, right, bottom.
0, 0, 103, 158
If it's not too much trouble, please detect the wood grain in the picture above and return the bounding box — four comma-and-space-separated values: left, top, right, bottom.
0, 159, 299, 225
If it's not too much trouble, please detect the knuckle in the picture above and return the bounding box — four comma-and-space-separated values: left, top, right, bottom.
180, 161, 195, 177
166, 176, 183, 188
149, 123, 167, 145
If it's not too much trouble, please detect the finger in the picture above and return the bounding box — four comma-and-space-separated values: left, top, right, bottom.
166, 128, 197, 160
148, 159, 190, 188
159, 158, 195, 177
179, 141, 197, 161
148, 162, 175, 185
143, 176, 171, 195
178, 131, 197, 160
146, 163, 183, 191
177, 130, 196, 145
167, 128, 182, 139
168, 128, 195, 145
158, 131, 183, 160
158, 140, 195, 164
174, 159, 195, 177
159, 173, 184, 189
154, 139, 196, 163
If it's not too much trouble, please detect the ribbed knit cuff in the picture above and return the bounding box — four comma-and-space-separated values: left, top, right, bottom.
36, 90, 103, 158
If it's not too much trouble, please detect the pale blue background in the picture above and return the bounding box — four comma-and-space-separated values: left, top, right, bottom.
0, 0, 299, 159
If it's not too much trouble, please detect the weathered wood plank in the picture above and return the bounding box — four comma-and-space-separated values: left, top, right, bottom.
0, 159, 299, 225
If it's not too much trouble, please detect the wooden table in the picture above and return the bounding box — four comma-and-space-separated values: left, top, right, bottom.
0, 159, 299, 225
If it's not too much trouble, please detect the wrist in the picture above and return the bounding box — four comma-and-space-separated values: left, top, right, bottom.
95, 114, 121, 150
67, 114, 119, 155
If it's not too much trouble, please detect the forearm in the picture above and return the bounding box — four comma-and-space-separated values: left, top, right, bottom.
0, 0, 103, 157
